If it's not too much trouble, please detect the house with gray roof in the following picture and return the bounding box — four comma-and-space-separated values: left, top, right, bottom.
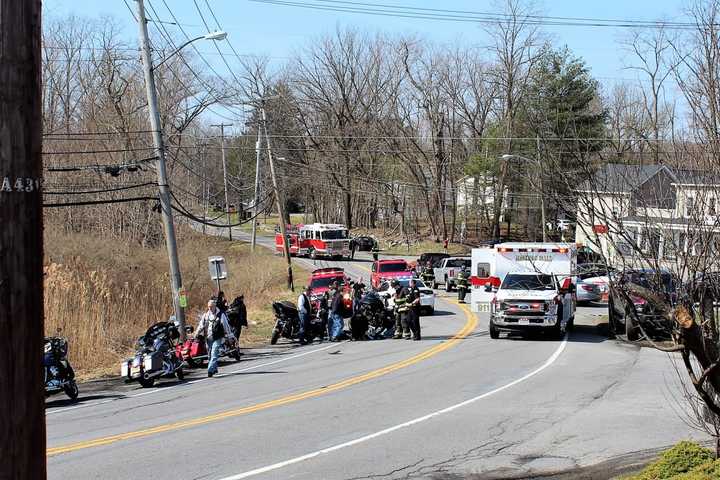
575, 163, 720, 264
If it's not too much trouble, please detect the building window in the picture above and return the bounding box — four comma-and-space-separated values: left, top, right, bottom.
687, 197, 695, 217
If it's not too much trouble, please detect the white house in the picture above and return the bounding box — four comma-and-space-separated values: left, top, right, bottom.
575, 163, 720, 266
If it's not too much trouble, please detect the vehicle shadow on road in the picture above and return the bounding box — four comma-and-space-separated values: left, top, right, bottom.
500, 325, 609, 343
567, 324, 610, 343
45, 393, 124, 409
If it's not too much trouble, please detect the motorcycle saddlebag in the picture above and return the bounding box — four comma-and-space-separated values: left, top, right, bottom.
143, 352, 163, 372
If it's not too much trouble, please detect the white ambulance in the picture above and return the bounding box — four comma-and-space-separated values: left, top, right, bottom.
470, 243, 577, 339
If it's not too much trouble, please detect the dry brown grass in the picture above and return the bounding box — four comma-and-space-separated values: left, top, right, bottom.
44, 224, 303, 380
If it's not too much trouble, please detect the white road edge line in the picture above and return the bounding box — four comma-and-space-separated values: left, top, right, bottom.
46, 342, 341, 416
218, 335, 568, 480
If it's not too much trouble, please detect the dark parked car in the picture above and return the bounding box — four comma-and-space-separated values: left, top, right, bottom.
417, 252, 450, 268
353, 236, 377, 251
608, 269, 676, 340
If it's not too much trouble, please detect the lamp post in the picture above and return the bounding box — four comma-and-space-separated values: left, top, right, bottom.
135, 0, 227, 340
501, 153, 547, 242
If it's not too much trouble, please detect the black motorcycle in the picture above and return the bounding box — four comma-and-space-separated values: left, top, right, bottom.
270, 301, 326, 345
354, 291, 394, 340
44, 336, 79, 400
121, 321, 184, 388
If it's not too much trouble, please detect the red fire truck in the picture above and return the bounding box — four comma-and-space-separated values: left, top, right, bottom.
275, 223, 351, 259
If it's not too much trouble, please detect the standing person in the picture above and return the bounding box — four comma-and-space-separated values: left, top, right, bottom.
227, 295, 248, 354
330, 289, 345, 341
297, 286, 312, 345
443, 238, 449, 253
392, 280, 410, 339
371, 244, 380, 262
405, 279, 422, 341
349, 238, 357, 260
196, 299, 235, 377
456, 265, 470, 304
351, 279, 365, 315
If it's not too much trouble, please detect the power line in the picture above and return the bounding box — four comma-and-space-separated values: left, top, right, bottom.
42, 147, 156, 155
43, 182, 156, 195
43, 195, 157, 208
250, 0, 708, 30
309, 0, 702, 28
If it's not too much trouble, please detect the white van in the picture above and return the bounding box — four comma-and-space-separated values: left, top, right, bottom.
470, 243, 577, 338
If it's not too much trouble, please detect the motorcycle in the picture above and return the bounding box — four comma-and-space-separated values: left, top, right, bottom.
44, 336, 79, 400
121, 321, 184, 388
354, 291, 394, 339
270, 300, 326, 345
176, 324, 241, 368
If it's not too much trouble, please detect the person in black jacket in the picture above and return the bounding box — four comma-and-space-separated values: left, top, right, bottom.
227, 295, 248, 340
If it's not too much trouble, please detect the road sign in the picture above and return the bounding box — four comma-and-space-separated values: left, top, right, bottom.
208, 256, 227, 280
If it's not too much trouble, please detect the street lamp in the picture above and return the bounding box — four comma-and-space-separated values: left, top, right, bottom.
135, 0, 229, 341
152, 31, 228, 70
501, 153, 548, 242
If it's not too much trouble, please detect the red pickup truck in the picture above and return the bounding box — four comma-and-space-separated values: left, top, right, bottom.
370, 259, 412, 289
308, 268, 353, 310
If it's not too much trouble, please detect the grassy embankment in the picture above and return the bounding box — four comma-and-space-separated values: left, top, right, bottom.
621, 441, 720, 479
44, 225, 302, 380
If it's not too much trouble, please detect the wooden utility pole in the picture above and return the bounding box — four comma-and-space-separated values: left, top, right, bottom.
211, 123, 233, 241
261, 106, 294, 291
0, 1, 47, 478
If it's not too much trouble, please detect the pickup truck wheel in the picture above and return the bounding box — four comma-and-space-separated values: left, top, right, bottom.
489, 320, 500, 339
445, 278, 452, 292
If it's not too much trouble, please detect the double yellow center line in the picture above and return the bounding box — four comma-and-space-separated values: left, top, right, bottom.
48, 302, 477, 457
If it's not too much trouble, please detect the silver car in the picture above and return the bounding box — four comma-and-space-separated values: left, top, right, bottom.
576, 264, 612, 304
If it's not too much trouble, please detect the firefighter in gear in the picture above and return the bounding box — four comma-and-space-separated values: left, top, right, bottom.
457, 265, 470, 303
392, 280, 411, 339
420, 260, 434, 285
405, 278, 422, 340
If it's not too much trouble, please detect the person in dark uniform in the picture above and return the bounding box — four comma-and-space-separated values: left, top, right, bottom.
456, 265, 470, 304
392, 280, 411, 339
420, 260, 434, 285
349, 238, 357, 260
405, 278, 422, 340
371, 245, 380, 262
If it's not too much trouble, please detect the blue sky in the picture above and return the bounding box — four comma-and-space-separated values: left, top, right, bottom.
44, 0, 688, 124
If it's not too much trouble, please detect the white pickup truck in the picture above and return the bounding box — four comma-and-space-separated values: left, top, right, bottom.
489, 271, 575, 339
432, 257, 471, 291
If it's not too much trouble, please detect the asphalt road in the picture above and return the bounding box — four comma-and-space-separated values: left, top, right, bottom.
45, 229, 706, 479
